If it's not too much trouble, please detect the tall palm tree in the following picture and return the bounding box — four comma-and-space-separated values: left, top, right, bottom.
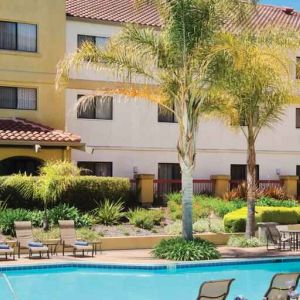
208, 31, 300, 237
57, 0, 255, 240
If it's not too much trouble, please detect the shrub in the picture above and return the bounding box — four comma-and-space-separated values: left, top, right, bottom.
92, 199, 125, 225
227, 236, 265, 248
29, 210, 44, 228
223, 183, 248, 201
168, 201, 182, 220
256, 197, 298, 208
224, 207, 300, 233
167, 195, 245, 220
48, 203, 93, 228
127, 208, 164, 230
257, 186, 287, 200
193, 196, 245, 218
165, 220, 182, 235
32, 227, 101, 242
166, 193, 182, 204
0, 209, 31, 236
223, 184, 288, 201
193, 218, 224, 233
153, 237, 220, 261
0, 175, 131, 211
0, 204, 93, 236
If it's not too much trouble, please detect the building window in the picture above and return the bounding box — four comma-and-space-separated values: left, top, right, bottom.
0, 21, 37, 52
296, 57, 300, 79
158, 163, 181, 179
77, 34, 108, 48
0, 86, 37, 110
230, 164, 259, 189
77, 95, 113, 120
296, 108, 300, 128
158, 105, 177, 123
78, 162, 113, 177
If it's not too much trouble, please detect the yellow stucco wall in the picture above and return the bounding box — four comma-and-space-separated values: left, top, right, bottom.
0, 147, 70, 162
0, 0, 66, 129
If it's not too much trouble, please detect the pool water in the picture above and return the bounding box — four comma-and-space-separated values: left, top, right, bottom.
1, 259, 300, 300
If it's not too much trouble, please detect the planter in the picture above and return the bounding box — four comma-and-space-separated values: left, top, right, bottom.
5, 233, 237, 253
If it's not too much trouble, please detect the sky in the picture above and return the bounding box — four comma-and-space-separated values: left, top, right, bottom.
261, 0, 300, 11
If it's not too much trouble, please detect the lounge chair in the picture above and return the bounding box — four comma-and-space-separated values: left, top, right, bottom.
58, 220, 96, 257
196, 279, 235, 300
0, 235, 14, 260
266, 225, 292, 251
264, 273, 300, 300
14, 221, 49, 259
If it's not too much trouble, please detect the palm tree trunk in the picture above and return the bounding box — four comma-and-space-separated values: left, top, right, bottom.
245, 131, 256, 238
181, 166, 193, 240
43, 201, 49, 231
177, 100, 196, 241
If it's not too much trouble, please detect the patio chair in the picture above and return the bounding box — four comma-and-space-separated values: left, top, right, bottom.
0, 235, 14, 260
58, 220, 97, 257
264, 273, 300, 300
196, 279, 235, 300
266, 225, 292, 251
14, 221, 49, 259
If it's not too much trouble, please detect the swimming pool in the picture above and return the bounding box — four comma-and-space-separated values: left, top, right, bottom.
1, 258, 300, 300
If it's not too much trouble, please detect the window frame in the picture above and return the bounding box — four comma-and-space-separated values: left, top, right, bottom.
0, 86, 37, 110
77, 94, 113, 120
77, 161, 113, 177
77, 34, 109, 48
158, 163, 181, 179
296, 57, 300, 80
0, 21, 37, 53
296, 108, 300, 128
157, 104, 177, 123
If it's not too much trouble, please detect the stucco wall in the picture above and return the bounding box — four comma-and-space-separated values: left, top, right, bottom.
65, 19, 300, 179
0, 0, 66, 129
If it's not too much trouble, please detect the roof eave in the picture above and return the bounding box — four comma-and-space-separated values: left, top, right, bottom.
0, 140, 85, 148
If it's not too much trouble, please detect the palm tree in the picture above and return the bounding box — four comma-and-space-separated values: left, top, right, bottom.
5, 161, 80, 231
36, 161, 80, 230
56, 0, 256, 240
208, 31, 299, 237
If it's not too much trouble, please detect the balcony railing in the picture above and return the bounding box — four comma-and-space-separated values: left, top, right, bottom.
153, 179, 213, 204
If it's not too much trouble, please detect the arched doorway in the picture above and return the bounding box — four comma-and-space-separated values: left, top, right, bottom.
0, 156, 43, 176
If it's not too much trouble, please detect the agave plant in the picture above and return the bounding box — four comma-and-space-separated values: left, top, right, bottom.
92, 199, 125, 226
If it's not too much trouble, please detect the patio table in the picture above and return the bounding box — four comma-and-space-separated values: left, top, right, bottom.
280, 230, 300, 251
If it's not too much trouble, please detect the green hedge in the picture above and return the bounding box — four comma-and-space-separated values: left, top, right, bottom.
223, 207, 300, 233
0, 176, 131, 211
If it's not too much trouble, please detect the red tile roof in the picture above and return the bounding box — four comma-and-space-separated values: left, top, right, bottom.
66, 0, 162, 26
66, 1, 300, 30
226, 5, 300, 32
0, 118, 81, 144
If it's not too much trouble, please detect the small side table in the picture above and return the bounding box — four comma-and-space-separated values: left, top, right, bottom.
43, 241, 59, 256
89, 242, 102, 256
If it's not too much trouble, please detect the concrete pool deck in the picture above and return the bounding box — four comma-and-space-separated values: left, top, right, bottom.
0, 247, 300, 266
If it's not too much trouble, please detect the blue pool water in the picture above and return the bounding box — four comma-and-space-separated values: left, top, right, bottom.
1, 259, 300, 300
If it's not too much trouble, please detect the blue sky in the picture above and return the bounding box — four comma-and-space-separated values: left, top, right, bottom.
261, 0, 300, 10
